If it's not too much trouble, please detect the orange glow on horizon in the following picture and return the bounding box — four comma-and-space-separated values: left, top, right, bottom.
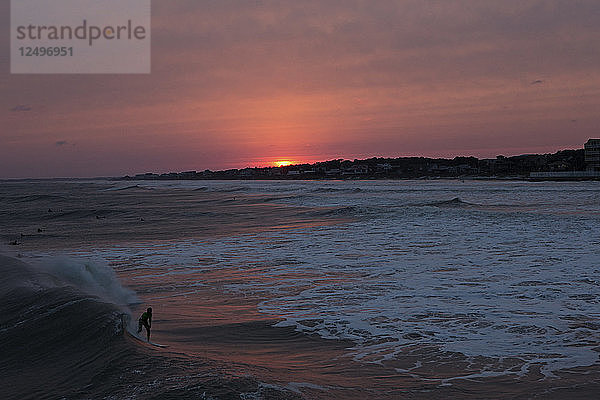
273, 160, 293, 167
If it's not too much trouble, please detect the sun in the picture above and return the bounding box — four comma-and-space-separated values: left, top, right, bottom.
273, 160, 293, 167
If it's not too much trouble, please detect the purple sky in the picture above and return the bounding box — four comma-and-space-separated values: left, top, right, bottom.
2, 0, 600, 178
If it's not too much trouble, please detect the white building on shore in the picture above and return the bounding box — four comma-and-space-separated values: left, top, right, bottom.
530, 139, 600, 180
585, 139, 600, 172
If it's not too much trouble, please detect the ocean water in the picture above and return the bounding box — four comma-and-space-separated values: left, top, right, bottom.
1, 179, 599, 399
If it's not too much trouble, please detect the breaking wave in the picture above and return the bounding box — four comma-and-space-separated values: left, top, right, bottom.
0, 255, 141, 399
0, 255, 302, 399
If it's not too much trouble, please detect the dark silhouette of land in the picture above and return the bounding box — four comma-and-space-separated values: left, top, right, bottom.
120, 148, 598, 181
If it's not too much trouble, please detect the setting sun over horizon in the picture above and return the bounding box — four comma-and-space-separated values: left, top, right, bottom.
273, 160, 293, 167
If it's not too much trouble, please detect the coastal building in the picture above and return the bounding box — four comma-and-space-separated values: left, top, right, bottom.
585, 139, 600, 171
530, 139, 600, 180
342, 165, 369, 175
376, 163, 393, 172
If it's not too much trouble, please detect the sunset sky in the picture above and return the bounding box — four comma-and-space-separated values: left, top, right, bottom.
1, 0, 600, 178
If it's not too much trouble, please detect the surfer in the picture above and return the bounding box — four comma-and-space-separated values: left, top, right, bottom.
137, 307, 152, 341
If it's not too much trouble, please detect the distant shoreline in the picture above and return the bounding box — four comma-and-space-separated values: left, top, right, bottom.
117, 175, 599, 182
118, 148, 599, 182
3, 176, 600, 182
3, 148, 599, 181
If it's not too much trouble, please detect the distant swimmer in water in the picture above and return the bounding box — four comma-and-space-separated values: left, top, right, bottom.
137, 307, 153, 341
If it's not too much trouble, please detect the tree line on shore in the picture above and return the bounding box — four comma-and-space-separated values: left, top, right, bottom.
121, 149, 585, 180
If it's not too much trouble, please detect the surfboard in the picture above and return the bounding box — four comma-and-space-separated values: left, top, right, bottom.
121, 314, 168, 348
127, 330, 169, 348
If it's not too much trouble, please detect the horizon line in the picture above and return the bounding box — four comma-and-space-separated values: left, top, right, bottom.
0, 145, 590, 180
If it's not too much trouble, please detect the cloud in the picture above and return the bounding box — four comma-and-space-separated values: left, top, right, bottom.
10, 105, 32, 112
2, 0, 600, 177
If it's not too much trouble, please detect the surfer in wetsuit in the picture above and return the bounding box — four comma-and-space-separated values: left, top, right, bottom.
137, 307, 152, 341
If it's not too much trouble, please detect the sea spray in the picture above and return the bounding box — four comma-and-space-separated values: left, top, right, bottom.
32, 256, 139, 308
